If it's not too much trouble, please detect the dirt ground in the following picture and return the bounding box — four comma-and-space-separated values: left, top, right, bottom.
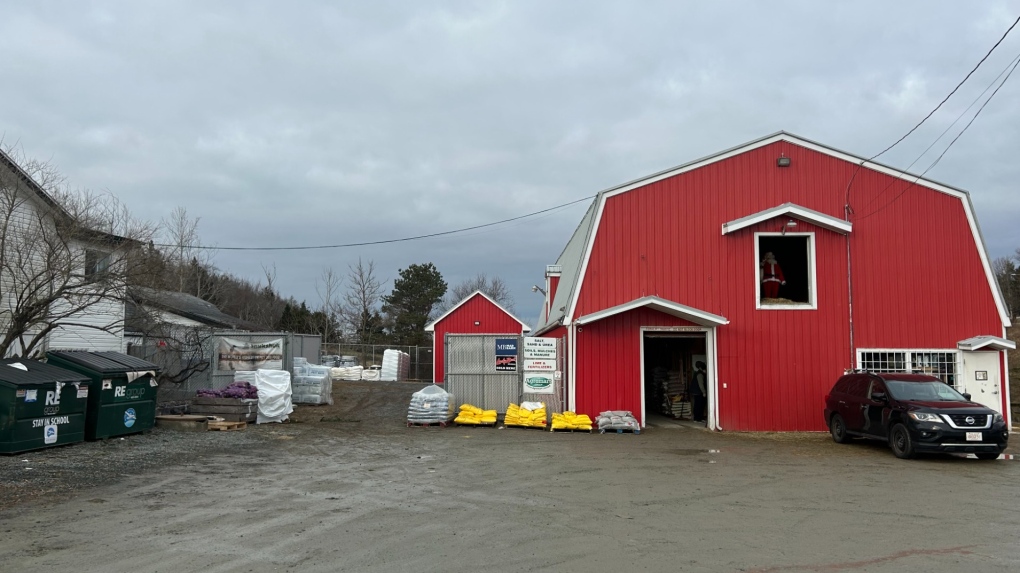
2, 380, 1019, 572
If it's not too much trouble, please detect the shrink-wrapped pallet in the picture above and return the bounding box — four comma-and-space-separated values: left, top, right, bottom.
407, 384, 454, 424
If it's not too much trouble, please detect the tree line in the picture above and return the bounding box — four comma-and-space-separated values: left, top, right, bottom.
993, 252, 1020, 320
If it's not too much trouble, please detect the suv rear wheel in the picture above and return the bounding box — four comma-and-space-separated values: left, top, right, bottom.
889, 423, 916, 459
829, 413, 851, 444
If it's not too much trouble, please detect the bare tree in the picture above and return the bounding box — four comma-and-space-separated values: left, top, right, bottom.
438, 272, 515, 314
0, 144, 156, 358
341, 258, 385, 344
311, 267, 343, 342
157, 206, 220, 299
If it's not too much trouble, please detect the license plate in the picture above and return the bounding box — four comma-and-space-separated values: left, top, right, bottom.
966, 432, 982, 442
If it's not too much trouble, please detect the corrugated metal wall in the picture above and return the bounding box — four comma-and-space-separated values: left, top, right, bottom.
570, 140, 1003, 431
432, 294, 528, 384
444, 334, 521, 413
575, 308, 697, 425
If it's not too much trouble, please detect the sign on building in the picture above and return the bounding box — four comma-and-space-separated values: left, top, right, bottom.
523, 337, 557, 394
495, 338, 518, 372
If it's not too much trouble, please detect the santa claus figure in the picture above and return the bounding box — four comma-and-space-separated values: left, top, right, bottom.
760, 251, 786, 298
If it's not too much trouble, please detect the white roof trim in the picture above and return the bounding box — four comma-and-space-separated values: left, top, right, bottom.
957, 336, 1016, 352
424, 290, 531, 332
722, 202, 852, 235
575, 296, 729, 327
565, 131, 1010, 327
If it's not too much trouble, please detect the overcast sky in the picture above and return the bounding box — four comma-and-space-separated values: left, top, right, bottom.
2, 1, 1019, 326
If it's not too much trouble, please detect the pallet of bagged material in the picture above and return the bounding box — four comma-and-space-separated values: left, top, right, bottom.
208, 420, 247, 431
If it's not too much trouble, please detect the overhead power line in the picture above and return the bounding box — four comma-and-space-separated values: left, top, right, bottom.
857, 49, 1020, 221
153, 194, 595, 251
845, 13, 1020, 208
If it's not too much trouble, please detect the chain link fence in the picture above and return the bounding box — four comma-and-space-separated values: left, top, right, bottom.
319, 343, 434, 381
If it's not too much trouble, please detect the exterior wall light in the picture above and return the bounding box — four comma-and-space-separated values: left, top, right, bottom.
777, 155, 791, 167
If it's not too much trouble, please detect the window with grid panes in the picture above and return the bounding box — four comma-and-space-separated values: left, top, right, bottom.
857, 350, 958, 387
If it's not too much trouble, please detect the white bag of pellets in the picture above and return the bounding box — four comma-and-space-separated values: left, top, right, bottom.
254, 369, 294, 423
407, 384, 454, 424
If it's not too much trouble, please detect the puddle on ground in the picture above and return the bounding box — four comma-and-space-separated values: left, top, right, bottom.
963, 453, 1018, 461
673, 449, 718, 456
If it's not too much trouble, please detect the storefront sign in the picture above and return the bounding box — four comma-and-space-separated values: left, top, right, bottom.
523, 337, 557, 360
524, 373, 555, 394
495, 338, 518, 371
523, 359, 556, 372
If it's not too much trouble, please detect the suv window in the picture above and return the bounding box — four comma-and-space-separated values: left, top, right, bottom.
832, 377, 852, 394
844, 377, 867, 398
868, 379, 887, 400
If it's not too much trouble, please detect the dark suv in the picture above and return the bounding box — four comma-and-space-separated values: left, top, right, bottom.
823, 372, 1008, 459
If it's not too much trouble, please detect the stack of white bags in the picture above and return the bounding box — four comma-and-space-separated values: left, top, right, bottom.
330, 366, 364, 381
381, 349, 410, 381
407, 384, 454, 424
292, 364, 333, 405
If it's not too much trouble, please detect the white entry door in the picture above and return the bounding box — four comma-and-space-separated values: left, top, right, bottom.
960, 351, 1002, 413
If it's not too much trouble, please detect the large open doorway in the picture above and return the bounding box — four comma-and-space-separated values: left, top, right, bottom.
642, 332, 708, 424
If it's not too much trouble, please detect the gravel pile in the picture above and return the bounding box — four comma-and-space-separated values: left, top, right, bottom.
0, 427, 268, 511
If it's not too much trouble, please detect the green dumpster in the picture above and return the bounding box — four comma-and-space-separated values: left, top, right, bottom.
0, 359, 92, 454
46, 351, 161, 441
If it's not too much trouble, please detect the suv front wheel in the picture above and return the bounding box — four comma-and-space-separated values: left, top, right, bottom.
829, 413, 851, 444
889, 423, 916, 459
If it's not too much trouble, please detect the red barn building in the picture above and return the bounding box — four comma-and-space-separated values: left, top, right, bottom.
426, 290, 531, 383
533, 132, 1013, 431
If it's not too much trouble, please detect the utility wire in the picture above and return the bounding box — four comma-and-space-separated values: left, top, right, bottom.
153, 194, 595, 251
859, 50, 1020, 212
844, 13, 1020, 208
870, 14, 1020, 161
856, 50, 1020, 221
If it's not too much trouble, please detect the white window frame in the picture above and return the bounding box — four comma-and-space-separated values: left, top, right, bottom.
856, 348, 960, 387
754, 232, 817, 310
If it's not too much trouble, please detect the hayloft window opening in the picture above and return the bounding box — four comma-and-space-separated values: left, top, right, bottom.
756, 233, 814, 309
858, 350, 959, 387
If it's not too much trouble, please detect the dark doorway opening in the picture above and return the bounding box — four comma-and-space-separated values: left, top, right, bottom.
643, 333, 707, 422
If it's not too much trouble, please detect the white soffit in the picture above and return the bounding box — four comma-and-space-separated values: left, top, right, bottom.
957, 336, 1016, 352
722, 202, 852, 235
575, 296, 729, 327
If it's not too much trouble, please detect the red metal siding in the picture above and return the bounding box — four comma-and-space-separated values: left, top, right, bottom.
432, 294, 527, 383
574, 307, 697, 425
572, 140, 1003, 431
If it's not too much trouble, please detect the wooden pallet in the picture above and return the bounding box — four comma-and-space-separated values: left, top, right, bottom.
598, 427, 640, 435
504, 423, 548, 430
550, 427, 593, 433
454, 421, 497, 428
207, 420, 247, 431
407, 420, 450, 428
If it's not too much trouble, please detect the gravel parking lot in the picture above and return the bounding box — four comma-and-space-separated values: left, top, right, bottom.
2, 380, 1019, 572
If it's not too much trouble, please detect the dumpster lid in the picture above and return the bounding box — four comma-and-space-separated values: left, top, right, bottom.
46, 351, 161, 375
0, 359, 91, 386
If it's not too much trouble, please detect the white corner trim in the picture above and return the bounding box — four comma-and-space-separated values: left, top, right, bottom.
722, 203, 852, 235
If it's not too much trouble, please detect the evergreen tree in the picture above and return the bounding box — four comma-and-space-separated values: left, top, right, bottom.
382, 262, 447, 346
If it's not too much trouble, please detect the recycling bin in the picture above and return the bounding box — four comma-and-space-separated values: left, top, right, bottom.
46, 351, 161, 441
0, 358, 92, 454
